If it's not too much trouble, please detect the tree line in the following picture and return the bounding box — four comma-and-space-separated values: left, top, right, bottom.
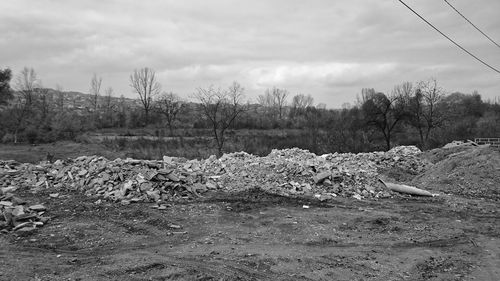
1, 66, 499, 156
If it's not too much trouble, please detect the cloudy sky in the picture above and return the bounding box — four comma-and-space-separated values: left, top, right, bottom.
1, 0, 499, 107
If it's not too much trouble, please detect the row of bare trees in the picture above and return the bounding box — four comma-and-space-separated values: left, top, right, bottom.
1, 66, 498, 155
360, 79, 445, 150
128, 68, 248, 155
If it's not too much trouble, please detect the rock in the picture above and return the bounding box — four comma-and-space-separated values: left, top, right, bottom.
13, 221, 33, 231
120, 200, 131, 205
1, 186, 18, 194
10, 196, 26, 205
140, 182, 153, 191
14, 213, 37, 221
28, 204, 46, 211
3, 210, 13, 226
313, 172, 330, 184
11, 206, 25, 217
49, 193, 59, 198
146, 190, 160, 202
168, 224, 182, 229
206, 181, 218, 190
0, 201, 13, 207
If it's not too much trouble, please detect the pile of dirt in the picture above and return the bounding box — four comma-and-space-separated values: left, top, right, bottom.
412, 145, 500, 199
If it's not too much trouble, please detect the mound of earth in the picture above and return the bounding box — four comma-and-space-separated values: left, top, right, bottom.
412, 145, 500, 200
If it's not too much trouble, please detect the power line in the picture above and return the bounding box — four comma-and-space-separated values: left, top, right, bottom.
398, 0, 500, 74
444, 0, 500, 49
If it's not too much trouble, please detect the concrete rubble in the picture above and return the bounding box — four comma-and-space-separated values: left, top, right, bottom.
0, 185, 49, 233
0, 146, 430, 231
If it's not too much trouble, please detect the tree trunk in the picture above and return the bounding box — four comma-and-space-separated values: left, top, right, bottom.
385, 130, 391, 151
418, 126, 425, 149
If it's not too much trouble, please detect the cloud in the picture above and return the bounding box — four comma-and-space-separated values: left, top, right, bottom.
1, 0, 499, 107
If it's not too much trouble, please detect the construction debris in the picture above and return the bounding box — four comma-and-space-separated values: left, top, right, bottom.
0, 146, 429, 201
0, 146, 432, 232
0, 190, 48, 233
443, 140, 478, 149
379, 179, 433, 197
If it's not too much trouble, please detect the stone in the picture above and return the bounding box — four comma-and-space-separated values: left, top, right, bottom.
206, 181, 218, 190
0, 201, 13, 207
28, 204, 46, 211
1, 186, 18, 194
140, 182, 153, 191
146, 190, 160, 202
11, 206, 25, 217
168, 224, 182, 229
313, 172, 330, 184
49, 193, 60, 198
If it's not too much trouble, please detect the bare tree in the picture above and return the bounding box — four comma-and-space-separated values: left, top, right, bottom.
410, 79, 445, 148
362, 88, 408, 150
269, 87, 288, 120
15, 67, 39, 107
55, 84, 65, 112
257, 92, 273, 108
194, 81, 246, 156
37, 87, 53, 123
290, 93, 314, 118
156, 92, 184, 136
292, 94, 314, 109
257, 87, 289, 126
117, 94, 128, 127
11, 67, 41, 142
89, 73, 102, 112
103, 87, 116, 127
129, 67, 161, 123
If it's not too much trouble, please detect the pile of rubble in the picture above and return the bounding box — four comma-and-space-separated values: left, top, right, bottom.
1, 185, 49, 233
196, 145, 428, 199
0, 146, 428, 231
1, 145, 428, 200
0, 146, 430, 229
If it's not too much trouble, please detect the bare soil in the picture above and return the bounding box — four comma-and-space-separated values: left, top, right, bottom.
1, 185, 499, 280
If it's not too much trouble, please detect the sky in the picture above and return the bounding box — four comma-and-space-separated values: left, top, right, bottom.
1, 0, 500, 107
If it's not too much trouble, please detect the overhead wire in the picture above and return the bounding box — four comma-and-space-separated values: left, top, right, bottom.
443, 0, 500, 49
397, 0, 500, 74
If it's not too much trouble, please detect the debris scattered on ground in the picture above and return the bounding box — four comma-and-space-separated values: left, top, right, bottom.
0, 189, 49, 233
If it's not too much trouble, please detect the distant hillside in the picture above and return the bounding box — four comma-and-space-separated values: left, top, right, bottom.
10, 88, 141, 112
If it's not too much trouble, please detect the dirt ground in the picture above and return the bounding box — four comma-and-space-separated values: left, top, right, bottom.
1, 185, 499, 281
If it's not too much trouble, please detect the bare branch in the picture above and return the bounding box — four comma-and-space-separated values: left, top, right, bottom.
130, 67, 161, 123
193, 81, 247, 156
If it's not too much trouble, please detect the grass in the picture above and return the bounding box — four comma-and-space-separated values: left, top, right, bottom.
0, 141, 126, 163
0, 129, 331, 163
